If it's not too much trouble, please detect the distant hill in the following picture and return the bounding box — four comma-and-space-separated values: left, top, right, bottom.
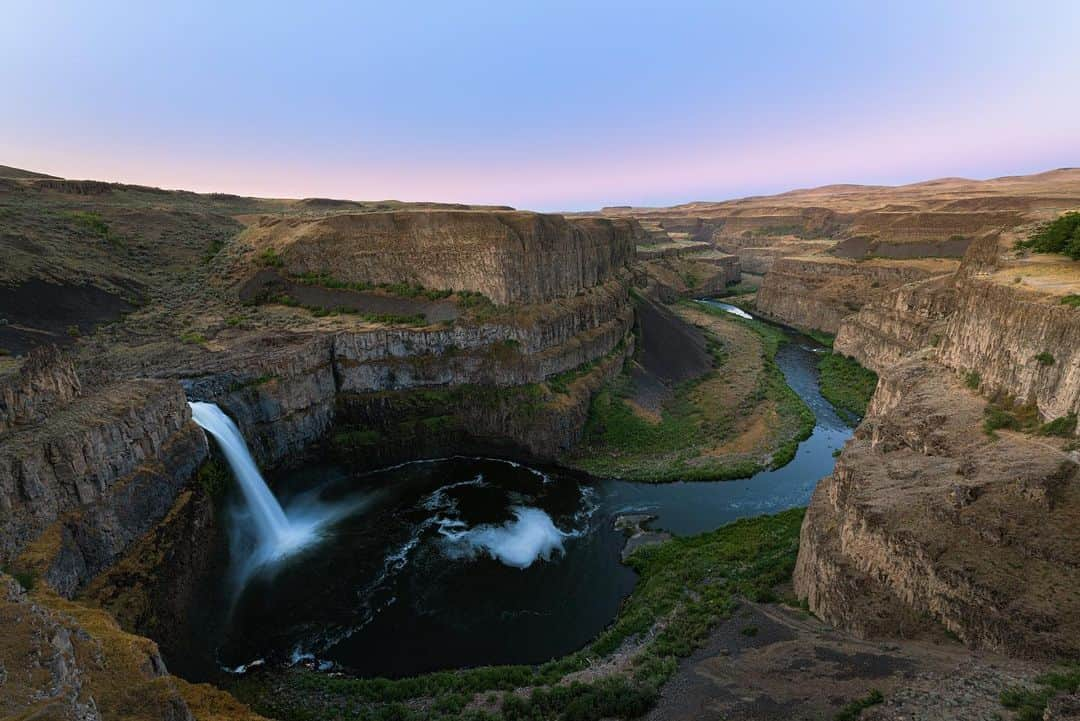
0, 164, 61, 179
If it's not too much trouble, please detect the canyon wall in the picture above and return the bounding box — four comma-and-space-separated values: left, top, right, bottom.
937, 278, 1080, 420
755, 257, 955, 333
243, 210, 641, 304
794, 357, 1079, 658
0, 366, 207, 595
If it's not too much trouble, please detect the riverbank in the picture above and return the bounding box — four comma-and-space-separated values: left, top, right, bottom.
563, 300, 816, 481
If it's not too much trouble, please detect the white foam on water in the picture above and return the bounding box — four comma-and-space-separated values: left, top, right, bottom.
438, 506, 571, 569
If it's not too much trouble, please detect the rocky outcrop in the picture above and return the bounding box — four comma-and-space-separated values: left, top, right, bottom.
0, 575, 263, 720
184, 281, 635, 467
242, 210, 641, 304
795, 358, 1080, 658
834, 275, 957, 373
756, 257, 957, 334
0, 378, 207, 595
0, 345, 81, 433
937, 278, 1080, 421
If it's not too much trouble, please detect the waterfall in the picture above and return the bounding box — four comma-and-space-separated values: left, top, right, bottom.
189, 401, 312, 559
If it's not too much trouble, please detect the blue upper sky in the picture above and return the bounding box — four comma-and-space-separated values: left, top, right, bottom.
3, 1, 1078, 209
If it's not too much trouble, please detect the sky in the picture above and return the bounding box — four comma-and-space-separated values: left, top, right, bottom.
2, 1, 1079, 211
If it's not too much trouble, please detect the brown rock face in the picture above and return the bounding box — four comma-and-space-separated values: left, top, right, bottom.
243, 210, 640, 304
794, 357, 1080, 659
0, 345, 81, 433
755, 257, 956, 333
0, 364, 207, 595
937, 278, 1080, 420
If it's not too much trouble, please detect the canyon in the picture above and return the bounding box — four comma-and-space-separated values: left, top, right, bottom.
1, 165, 1078, 720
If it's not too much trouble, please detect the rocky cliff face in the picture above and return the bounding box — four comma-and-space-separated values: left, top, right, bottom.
0, 345, 81, 433
0, 575, 264, 721
242, 210, 641, 304
833, 275, 958, 373
183, 280, 635, 467
756, 257, 958, 333
937, 278, 1080, 420
0, 353, 207, 596
795, 357, 1079, 658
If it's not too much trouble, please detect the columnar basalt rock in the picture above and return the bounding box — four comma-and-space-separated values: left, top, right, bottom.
755, 257, 958, 334
794, 358, 1080, 658
936, 278, 1080, 420
833, 275, 958, 373
242, 210, 641, 304
0, 345, 81, 433
0, 379, 207, 584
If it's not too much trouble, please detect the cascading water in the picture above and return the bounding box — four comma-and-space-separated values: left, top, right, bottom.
188, 402, 316, 562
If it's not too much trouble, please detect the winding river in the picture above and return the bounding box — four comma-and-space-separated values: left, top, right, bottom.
183, 302, 853, 681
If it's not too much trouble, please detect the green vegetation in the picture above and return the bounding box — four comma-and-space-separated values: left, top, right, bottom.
1, 564, 38, 592
1038, 413, 1077, 438
805, 329, 835, 349
196, 459, 233, 500
232, 509, 806, 721
818, 353, 877, 420
227, 374, 276, 393
260, 293, 427, 326
1061, 294, 1080, 308
258, 247, 285, 267
1034, 352, 1055, 366
982, 400, 1040, 437
964, 371, 982, 390
293, 271, 456, 301
1014, 211, 1080, 260
834, 689, 884, 721
1000, 664, 1080, 721
571, 304, 814, 482
180, 331, 207, 345
67, 210, 124, 248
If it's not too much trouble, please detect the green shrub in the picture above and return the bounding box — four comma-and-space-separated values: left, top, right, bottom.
180, 331, 207, 345
964, 371, 981, 390
66, 325, 80, 337
1038, 413, 1077, 438
1015, 211, 1080, 260
196, 459, 232, 500
834, 689, 884, 721
1061, 294, 1080, 308
258, 247, 285, 267
1000, 664, 1080, 721
983, 405, 1020, 435
1035, 352, 1055, 366
1, 565, 37, 592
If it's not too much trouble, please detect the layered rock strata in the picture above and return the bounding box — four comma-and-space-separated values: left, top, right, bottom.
795, 357, 1079, 658
242, 211, 640, 304
755, 257, 957, 333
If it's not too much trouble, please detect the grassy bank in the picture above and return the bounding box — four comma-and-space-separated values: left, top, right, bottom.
231, 509, 806, 721
565, 301, 814, 482
817, 353, 877, 420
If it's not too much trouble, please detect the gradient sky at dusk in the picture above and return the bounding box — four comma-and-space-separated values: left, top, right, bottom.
3, 1, 1078, 210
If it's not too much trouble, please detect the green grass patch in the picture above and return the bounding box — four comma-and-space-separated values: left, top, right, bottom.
964, 370, 982, 390
1061, 294, 1080, 308
818, 353, 877, 420
67, 210, 125, 248
1000, 664, 1080, 721
258, 247, 285, 267
569, 303, 814, 482
231, 509, 806, 721
1038, 413, 1077, 438
834, 689, 884, 720
1034, 352, 1055, 366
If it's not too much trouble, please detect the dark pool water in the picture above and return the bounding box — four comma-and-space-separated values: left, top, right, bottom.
193, 302, 852, 680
